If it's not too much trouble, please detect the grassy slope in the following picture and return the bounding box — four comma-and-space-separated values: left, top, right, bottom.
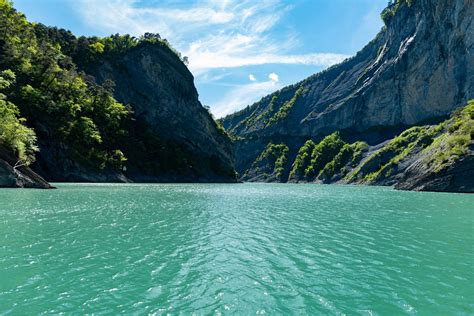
240, 100, 473, 190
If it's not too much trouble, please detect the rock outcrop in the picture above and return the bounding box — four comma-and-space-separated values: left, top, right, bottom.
395, 150, 474, 193
0, 146, 52, 189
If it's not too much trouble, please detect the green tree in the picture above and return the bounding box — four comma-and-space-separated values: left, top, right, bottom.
0, 0, 130, 170
0, 69, 38, 164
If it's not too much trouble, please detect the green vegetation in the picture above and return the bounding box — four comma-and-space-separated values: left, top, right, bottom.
350, 141, 369, 166
348, 125, 441, 183
230, 95, 280, 133
290, 133, 368, 182
0, 0, 131, 169
318, 141, 368, 181
221, 82, 308, 134
289, 140, 316, 180
289, 100, 472, 185
235, 100, 472, 186
253, 143, 289, 180
32, 24, 188, 66
248, 95, 279, 127
0, 70, 37, 164
348, 100, 473, 183
381, 0, 414, 24
267, 87, 304, 126
318, 144, 352, 180
304, 132, 346, 180
422, 100, 473, 172
203, 106, 228, 137
220, 104, 256, 132
96, 33, 186, 62
215, 120, 228, 136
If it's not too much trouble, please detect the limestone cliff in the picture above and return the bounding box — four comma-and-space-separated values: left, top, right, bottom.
79, 41, 235, 182
222, 0, 473, 192
25, 29, 236, 183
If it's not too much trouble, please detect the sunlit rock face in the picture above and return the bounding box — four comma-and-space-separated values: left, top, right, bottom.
222, 0, 473, 190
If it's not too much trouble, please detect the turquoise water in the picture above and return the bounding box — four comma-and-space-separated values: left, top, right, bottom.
0, 184, 473, 314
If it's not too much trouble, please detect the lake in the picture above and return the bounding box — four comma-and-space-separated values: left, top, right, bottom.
0, 183, 472, 314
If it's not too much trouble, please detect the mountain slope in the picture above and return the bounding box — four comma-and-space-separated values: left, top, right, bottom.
222, 0, 473, 192
0, 1, 236, 184
77, 39, 235, 182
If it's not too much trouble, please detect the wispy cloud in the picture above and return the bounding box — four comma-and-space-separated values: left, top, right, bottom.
73, 0, 350, 115
74, 0, 348, 72
75, 0, 235, 37
188, 50, 348, 74
213, 79, 282, 118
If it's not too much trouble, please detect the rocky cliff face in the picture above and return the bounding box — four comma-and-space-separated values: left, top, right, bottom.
20, 31, 237, 183
395, 150, 474, 192
1, 0, 236, 185
222, 0, 473, 192
78, 42, 235, 182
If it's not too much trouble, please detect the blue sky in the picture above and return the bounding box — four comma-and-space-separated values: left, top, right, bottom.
14, 0, 387, 117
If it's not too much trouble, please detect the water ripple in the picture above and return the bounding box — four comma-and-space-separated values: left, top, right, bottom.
0, 183, 472, 314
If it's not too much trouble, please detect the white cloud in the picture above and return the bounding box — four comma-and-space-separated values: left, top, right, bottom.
268, 72, 279, 83
74, 0, 349, 73
188, 50, 348, 74
248, 74, 256, 81
73, 0, 351, 115
75, 0, 236, 38
213, 80, 282, 118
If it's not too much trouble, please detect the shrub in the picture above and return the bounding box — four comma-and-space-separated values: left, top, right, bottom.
0, 99, 38, 164
304, 132, 346, 180
267, 87, 304, 125
381, 0, 414, 25
254, 143, 289, 180
0, 69, 38, 164
348, 124, 441, 183
318, 144, 354, 180
289, 140, 316, 180
425, 100, 473, 171
249, 95, 279, 127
